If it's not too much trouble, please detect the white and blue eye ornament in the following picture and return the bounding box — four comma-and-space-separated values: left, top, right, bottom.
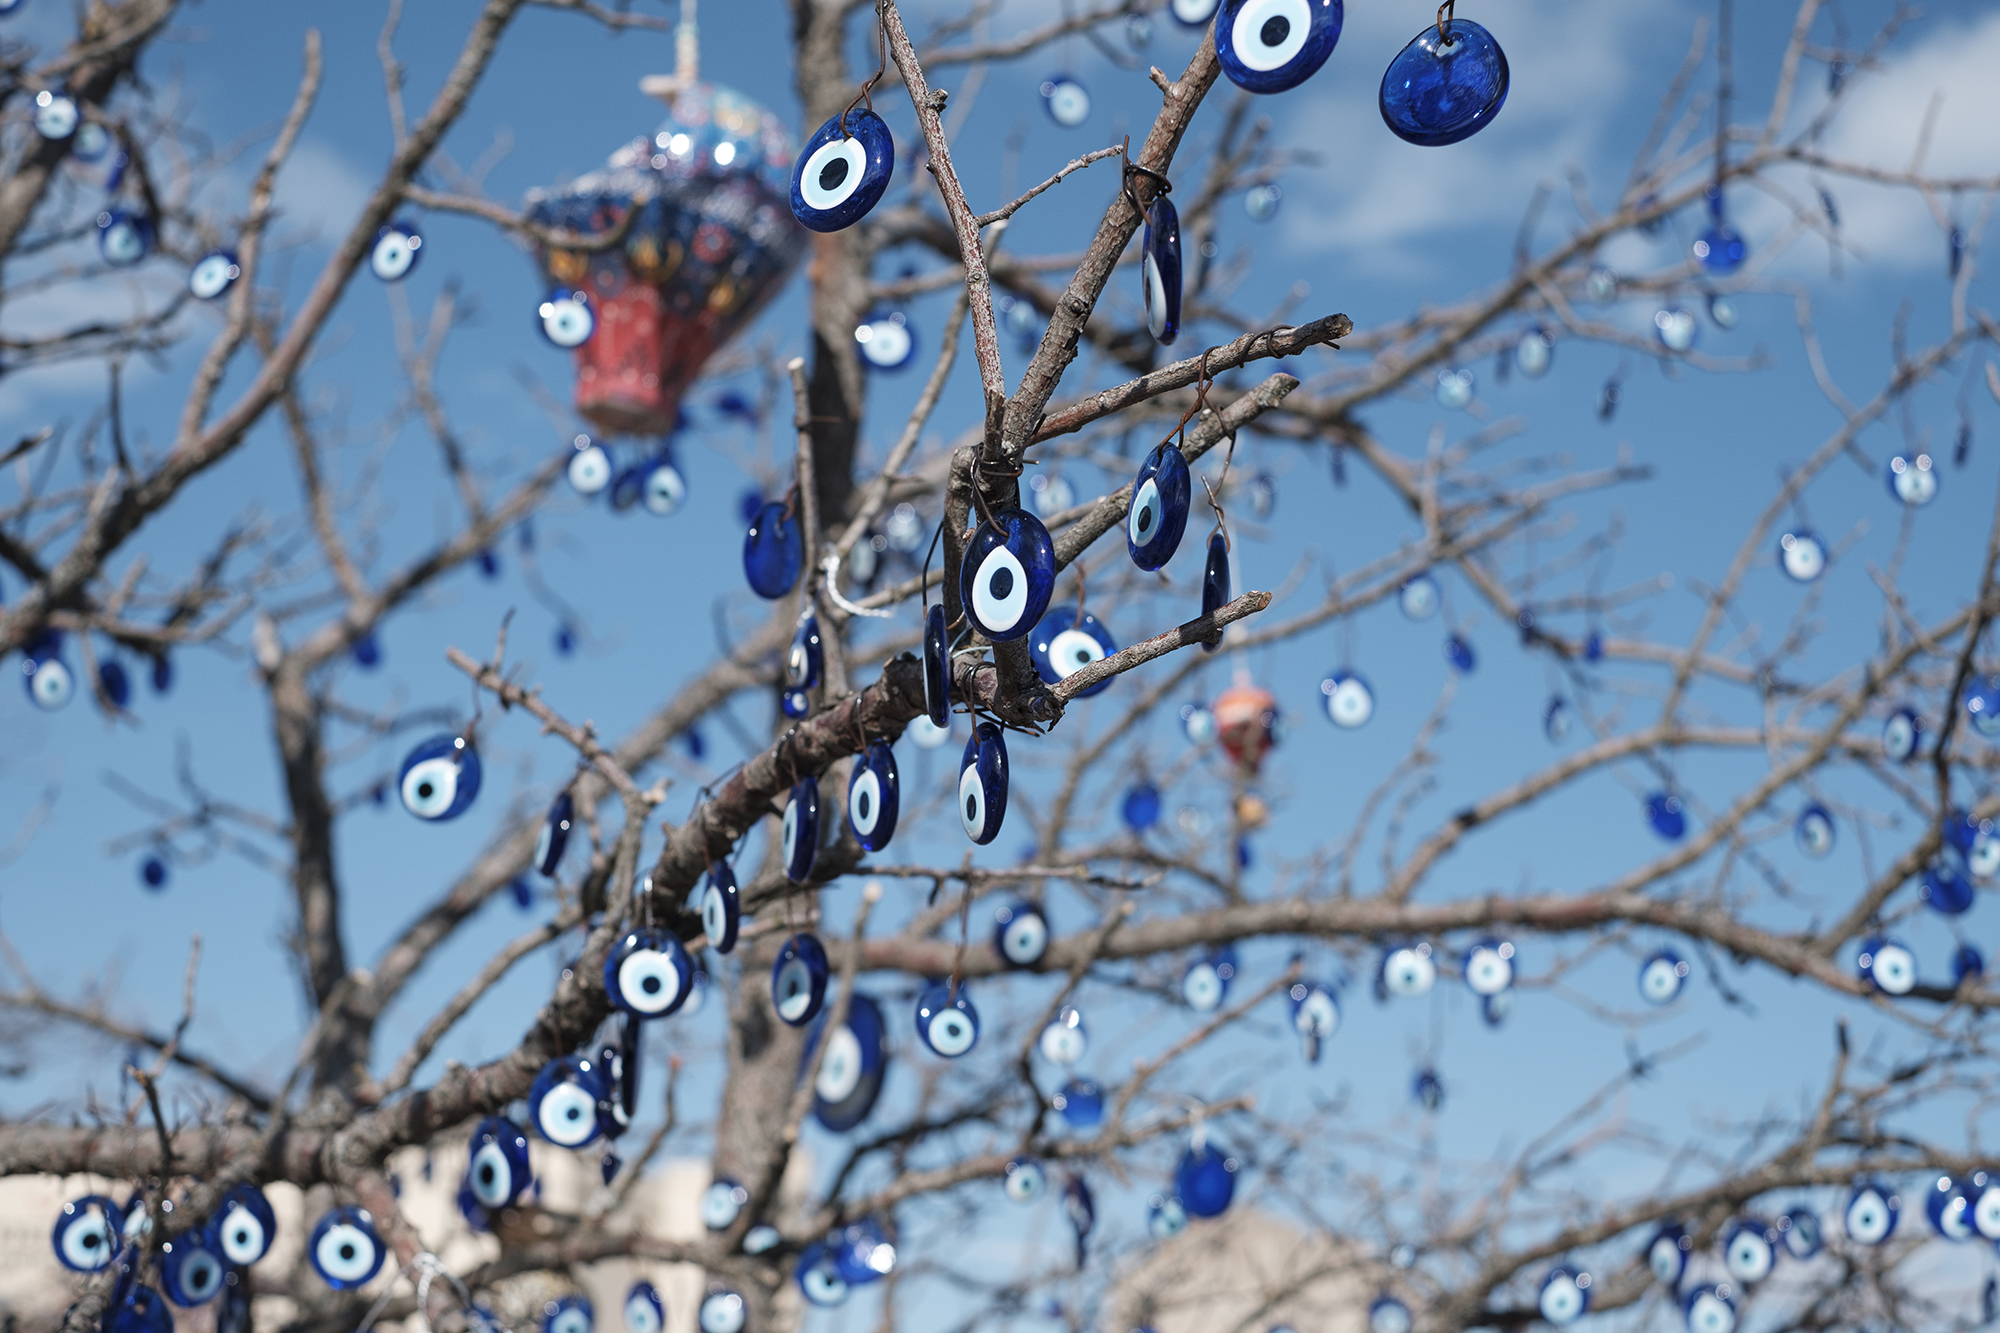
1886, 451, 1938, 507
1142, 191, 1183, 346
1536, 1266, 1590, 1327
961, 507, 1057, 641
538, 287, 595, 348
701, 860, 741, 953
994, 900, 1050, 968
834, 1218, 897, 1285
1182, 698, 1218, 746
916, 980, 981, 1057
464, 1115, 532, 1216
783, 776, 821, 883
543, 1294, 593, 1333
1844, 1179, 1899, 1245
1655, 306, 1699, 353
698, 1291, 747, 1333
1148, 1194, 1189, 1239
1367, 1296, 1412, 1333
1780, 1206, 1824, 1258
1646, 1221, 1691, 1286
567, 434, 613, 495
1039, 1004, 1088, 1065
399, 732, 482, 821
21, 633, 73, 711
1683, 1284, 1738, 1333
855, 310, 915, 370
848, 739, 899, 852
605, 928, 695, 1019
1200, 529, 1231, 654
701, 1176, 750, 1231
998, 1157, 1047, 1204
1030, 604, 1116, 697
529, 1053, 610, 1149
1376, 942, 1435, 1000
370, 220, 423, 282
1973, 1170, 2000, 1240
1128, 439, 1192, 570
1721, 1218, 1776, 1285
1379, 6, 1510, 146
772, 932, 832, 1027
1638, 947, 1689, 1005
1881, 706, 1922, 763
52, 1195, 124, 1272
160, 1227, 226, 1307
107, 1287, 174, 1333
1321, 669, 1373, 729
959, 720, 1010, 845
308, 1206, 385, 1290
1056, 1077, 1104, 1128
96, 209, 154, 267
33, 88, 78, 139
623, 1284, 663, 1333
1399, 571, 1440, 620
1776, 528, 1826, 583
1290, 979, 1340, 1062
641, 452, 686, 517
804, 992, 888, 1131
536, 790, 574, 877
188, 250, 241, 301
214, 1183, 277, 1267
1183, 945, 1238, 1011
796, 1243, 850, 1308
1857, 936, 1917, 996
1963, 675, 2000, 738
1795, 803, 1835, 858
1216, 0, 1343, 95
791, 102, 895, 234
1516, 325, 1555, 378
1462, 938, 1515, 997
1170, 0, 1220, 25
1041, 75, 1091, 127
1543, 695, 1573, 742
1925, 1174, 1977, 1241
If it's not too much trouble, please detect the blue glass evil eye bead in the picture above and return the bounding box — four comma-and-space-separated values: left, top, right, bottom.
1882, 706, 1922, 762
961, 507, 1056, 641
530, 1054, 608, 1148
536, 791, 574, 877
796, 1244, 849, 1307
923, 602, 951, 726
994, 900, 1050, 967
1777, 528, 1826, 582
1039, 1005, 1088, 1064
1647, 1222, 1691, 1286
1655, 306, 1699, 352
1887, 450, 1938, 507
1030, 605, 1116, 696
834, 1218, 896, 1284
845, 739, 899, 852
309, 1206, 386, 1290
1041, 76, 1091, 127
1380, 18, 1509, 147
701, 1177, 749, 1230
1536, 1267, 1589, 1326
538, 287, 595, 348
399, 733, 481, 821
1290, 979, 1340, 1061
915, 981, 980, 1057
214, 1183, 277, 1267
1149, 1194, 1189, 1239
1781, 1206, 1824, 1258
465, 1116, 532, 1214
568, 435, 613, 495
98, 658, 130, 708
543, 1295, 593, 1333
22, 634, 73, 710
1128, 442, 1191, 570
1183, 945, 1237, 1010
1638, 948, 1689, 1005
641, 455, 685, 516
1954, 942, 1987, 985
1926, 1174, 1977, 1241
1857, 936, 1916, 995
1175, 1139, 1238, 1217
1683, 1285, 1737, 1333
1004, 1157, 1047, 1202
702, 861, 741, 952
606, 929, 695, 1018
788, 609, 823, 696
1142, 194, 1182, 345
160, 1228, 225, 1306
1217, 0, 1342, 94
783, 777, 820, 882
856, 311, 915, 370
1444, 633, 1475, 673
1721, 1218, 1776, 1284
1795, 803, 1834, 858
1367, 1297, 1412, 1333
52, 1195, 123, 1271
1200, 531, 1231, 652
1055, 1078, 1104, 1127
33, 88, 78, 140
107, 1288, 174, 1333
1400, 572, 1440, 620
959, 720, 1010, 844
773, 932, 831, 1026
1844, 1180, 1899, 1245
625, 1284, 664, 1333
1123, 782, 1162, 832
1181, 698, 1217, 746
1964, 674, 2000, 736
97, 209, 154, 267
698, 1292, 747, 1333
806, 992, 887, 1130
1693, 224, 1747, 274
1377, 942, 1435, 1000
1463, 938, 1514, 996
1170, 0, 1219, 25
744, 501, 803, 599
1921, 853, 1975, 915
1321, 669, 1373, 728
369, 221, 422, 282
1645, 791, 1686, 841
791, 109, 895, 233
188, 250, 240, 301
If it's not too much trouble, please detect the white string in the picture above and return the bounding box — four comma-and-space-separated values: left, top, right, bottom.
821, 552, 894, 618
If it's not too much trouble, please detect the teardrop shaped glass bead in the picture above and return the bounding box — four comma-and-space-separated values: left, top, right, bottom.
1378, 19, 1509, 147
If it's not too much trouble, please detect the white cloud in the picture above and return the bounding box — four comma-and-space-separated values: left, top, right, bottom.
271, 139, 377, 239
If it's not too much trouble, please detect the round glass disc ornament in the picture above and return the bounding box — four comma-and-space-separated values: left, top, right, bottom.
1379, 18, 1509, 147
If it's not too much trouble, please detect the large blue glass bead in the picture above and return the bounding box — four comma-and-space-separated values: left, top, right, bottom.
959, 722, 1009, 844
1200, 531, 1230, 652
1646, 792, 1686, 841
97, 209, 155, 267
1041, 76, 1091, 127
744, 501, 802, 599
790, 108, 895, 233
1216, 0, 1343, 94
1379, 18, 1509, 147
1127, 443, 1191, 570
1175, 1141, 1237, 1217
959, 508, 1056, 641
398, 734, 482, 821
1694, 224, 1747, 273
922, 603, 951, 724
847, 739, 899, 852
1029, 605, 1116, 697
804, 991, 886, 1129
1142, 194, 1182, 345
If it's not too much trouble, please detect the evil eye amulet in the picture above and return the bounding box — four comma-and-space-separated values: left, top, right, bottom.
993, 900, 1050, 967
1030, 605, 1116, 697
923, 603, 951, 726
1638, 948, 1689, 1004
856, 311, 915, 370
53, 1195, 123, 1271
22, 635, 72, 710
1368, 1298, 1412, 1333
160, 1231, 226, 1305
1845, 1180, 1899, 1245
1857, 936, 1916, 995
1217, 0, 1343, 94
399, 733, 481, 821
772, 932, 831, 1026
1290, 979, 1340, 1060
1887, 451, 1938, 506
1039, 1004, 1087, 1064
214, 1183, 277, 1266
783, 777, 820, 882
1536, 1267, 1589, 1326
1183, 946, 1236, 1010
807, 992, 887, 1130
698, 1293, 746, 1333
701, 1177, 749, 1230
1171, 0, 1219, 25
34, 89, 78, 139
1378, 943, 1434, 999
569, 435, 613, 495
536, 791, 574, 876
1721, 1218, 1776, 1284
625, 1284, 664, 1333
1379, 18, 1509, 146
1128, 442, 1191, 570
543, 1295, 593, 1333
1645, 792, 1686, 840
529, 1055, 610, 1148
1200, 531, 1231, 651
1683, 1285, 1737, 1333
796, 1244, 849, 1306
1693, 224, 1747, 273
959, 721, 1009, 844
1399, 572, 1440, 620
641, 456, 685, 516
791, 108, 895, 233
1782, 1206, 1824, 1257
744, 501, 803, 599
605, 928, 695, 1018
702, 860, 741, 953
309, 1206, 386, 1290
466, 1116, 533, 1212
1777, 529, 1826, 582
1647, 1222, 1690, 1286
1462, 937, 1514, 995
1142, 193, 1182, 345
188, 250, 240, 301
97, 210, 154, 267
1004, 1158, 1046, 1202
1175, 1141, 1237, 1217
915, 981, 980, 1057
1795, 803, 1834, 858
1926, 1174, 1977, 1240
788, 610, 823, 694
539, 287, 595, 348
960, 507, 1056, 641
848, 739, 899, 852
1041, 76, 1091, 127
1321, 670, 1373, 728
1882, 707, 1922, 762
370, 221, 422, 281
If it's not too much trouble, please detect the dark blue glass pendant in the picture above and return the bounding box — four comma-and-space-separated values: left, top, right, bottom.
369, 221, 422, 281
782, 776, 820, 883
804, 991, 886, 1129
1379, 18, 1509, 146
535, 791, 574, 876
1200, 531, 1231, 652
642, 454, 686, 515
604, 928, 696, 1017
847, 739, 900, 852
993, 900, 1050, 966
744, 501, 803, 599
52, 1196, 122, 1272
463, 1116, 532, 1220
790, 109, 895, 233
915, 981, 980, 1057
1170, 0, 1219, 26
189, 250, 240, 301
772, 933, 831, 1026
1217, 0, 1343, 94
855, 311, 915, 370
923, 603, 951, 725
1444, 633, 1475, 673
1063, 1175, 1096, 1265
701, 860, 741, 953
538, 287, 595, 347
1041, 76, 1090, 126
1694, 224, 1747, 273
529, 1054, 609, 1147
1127, 442, 1191, 570
98, 209, 154, 267
959, 508, 1056, 641
1175, 1141, 1237, 1217
1142, 193, 1182, 345
784, 609, 823, 718
1029, 605, 1116, 697
398, 734, 482, 821
22, 633, 71, 710
98, 658, 130, 708
959, 721, 1009, 845
1646, 792, 1686, 841
1123, 783, 1161, 831
308, 1206, 387, 1289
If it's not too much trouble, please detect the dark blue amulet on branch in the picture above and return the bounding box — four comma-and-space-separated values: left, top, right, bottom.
1216, 0, 1343, 94
959, 507, 1056, 641
923, 602, 951, 726
744, 501, 803, 599
1029, 605, 1116, 697
1379, 18, 1510, 147
847, 738, 900, 852
790, 108, 895, 233
1200, 531, 1231, 651
1127, 442, 1191, 570
1143, 194, 1182, 345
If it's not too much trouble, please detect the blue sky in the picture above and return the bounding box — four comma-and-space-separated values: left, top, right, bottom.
3, 0, 1999, 1317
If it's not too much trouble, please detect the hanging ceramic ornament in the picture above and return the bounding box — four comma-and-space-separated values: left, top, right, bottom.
792, 107, 895, 232
1041, 76, 1091, 127
1379, 9, 1509, 146
744, 500, 803, 599
1215, 0, 1344, 95
960, 508, 1057, 641
1515, 325, 1554, 378
1214, 675, 1280, 772
1128, 440, 1192, 570
1029, 605, 1117, 697
1143, 193, 1183, 345
1200, 531, 1231, 652
1693, 185, 1747, 274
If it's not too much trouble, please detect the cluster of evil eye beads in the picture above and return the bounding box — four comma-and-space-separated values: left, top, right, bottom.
51, 1183, 281, 1323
